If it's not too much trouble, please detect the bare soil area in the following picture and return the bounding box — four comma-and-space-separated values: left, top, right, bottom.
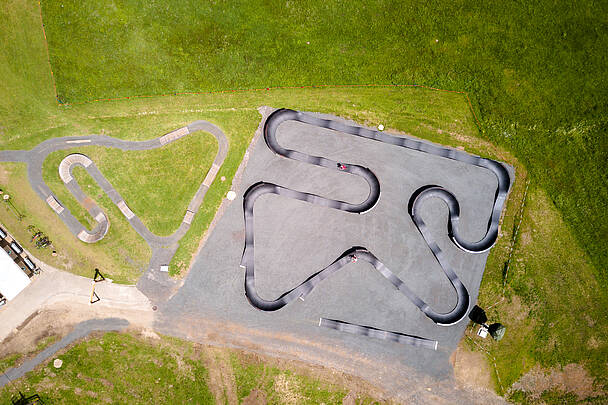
0, 303, 153, 369
511, 363, 604, 401
451, 346, 495, 393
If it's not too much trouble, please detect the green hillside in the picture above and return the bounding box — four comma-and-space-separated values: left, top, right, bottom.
1, 0, 606, 402
40, 0, 608, 282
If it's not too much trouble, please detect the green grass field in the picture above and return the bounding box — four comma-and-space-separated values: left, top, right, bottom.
1, 0, 607, 402
473, 185, 608, 402
38, 0, 608, 286
0, 332, 382, 404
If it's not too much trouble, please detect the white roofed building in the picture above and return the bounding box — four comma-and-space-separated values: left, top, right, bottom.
0, 245, 31, 301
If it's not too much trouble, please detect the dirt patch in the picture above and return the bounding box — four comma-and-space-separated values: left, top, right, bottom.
1, 303, 153, 360
200, 347, 238, 404
503, 295, 530, 323
0, 166, 10, 184
519, 229, 532, 247
82, 197, 96, 211
418, 123, 472, 147
86, 344, 103, 354
233, 349, 384, 402
451, 346, 494, 393
242, 388, 267, 405
0, 310, 72, 361
139, 328, 160, 340
165, 314, 405, 402
273, 373, 304, 405
342, 390, 357, 405
587, 336, 602, 349
140, 340, 195, 379
511, 363, 603, 400
55, 249, 75, 270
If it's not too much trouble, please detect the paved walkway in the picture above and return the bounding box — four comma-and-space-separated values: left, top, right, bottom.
0, 121, 229, 302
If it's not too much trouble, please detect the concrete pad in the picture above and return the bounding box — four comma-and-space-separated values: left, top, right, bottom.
59, 154, 93, 183
202, 163, 221, 187
183, 210, 195, 225
58, 165, 73, 183
159, 127, 190, 146
45, 195, 64, 214
117, 200, 135, 220
77, 230, 94, 243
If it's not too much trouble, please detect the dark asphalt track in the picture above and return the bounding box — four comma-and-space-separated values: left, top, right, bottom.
241, 109, 510, 330
319, 318, 438, 350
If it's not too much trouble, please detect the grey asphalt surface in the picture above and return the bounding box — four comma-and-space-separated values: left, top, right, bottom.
0, 122, 228, 301
241, 109, 510, 327
156, 110, 513, 401
0, 318, 129, 388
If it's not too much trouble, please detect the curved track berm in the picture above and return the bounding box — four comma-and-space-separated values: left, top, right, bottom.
241, 109, 511, 332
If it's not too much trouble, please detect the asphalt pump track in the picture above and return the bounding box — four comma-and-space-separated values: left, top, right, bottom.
241, 108, 511, 347
0, 121, 228, 300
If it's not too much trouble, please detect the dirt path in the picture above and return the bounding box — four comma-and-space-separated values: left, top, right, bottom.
0, 304, 153, 359
201, 347, 239, 404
